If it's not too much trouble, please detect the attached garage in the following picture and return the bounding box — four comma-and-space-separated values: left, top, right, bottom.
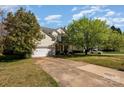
32, 47, 55, 57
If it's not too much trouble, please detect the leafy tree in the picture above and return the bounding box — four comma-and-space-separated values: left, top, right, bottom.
66, 17, 110, 55
102, 25, 123, 51
111, 25, 116, 31
103, 30, 123, 51
0, 9, 5, 54
3, 7, 42, 58
111, 25, 122, 34
116, 28, 121, 33
121, 32, 124, 49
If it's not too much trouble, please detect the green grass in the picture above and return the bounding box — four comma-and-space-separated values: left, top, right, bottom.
103, 48, 124, 54
0, 56, 58, 87
63, 55, 124, 71
103, 51, 124, 54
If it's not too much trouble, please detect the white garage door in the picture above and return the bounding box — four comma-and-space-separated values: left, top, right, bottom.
32, 48, 55, 57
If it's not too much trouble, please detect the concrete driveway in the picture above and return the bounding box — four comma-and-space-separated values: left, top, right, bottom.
35, 57, 124, 87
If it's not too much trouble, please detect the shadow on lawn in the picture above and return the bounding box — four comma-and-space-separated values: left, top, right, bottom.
54, 53, 115, 58
0, 55, 24, 62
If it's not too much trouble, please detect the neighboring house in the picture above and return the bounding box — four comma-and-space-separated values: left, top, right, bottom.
32, 27, 66, 57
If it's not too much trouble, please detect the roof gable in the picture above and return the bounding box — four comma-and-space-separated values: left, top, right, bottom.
41, 27, 58, 41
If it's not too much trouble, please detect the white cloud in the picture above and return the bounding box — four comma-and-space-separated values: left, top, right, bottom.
90, 6, 101, 11
71, 6, 90, 12
72, 12, 84, 20
72, 6, 104, 20
112, 18, 124, 24
72, 6, 90, 12
95, 16, 124, 28
0, 5, 19, 12
104, 8, 121, 17
114, 24, 124, 27
72, 7, 78, 11
72, 5, 124, 29
105, 11, 115, 17
36, 15, 41, 21
96, 17, 111, 24
96, 17, 106, 21
73, 10, 94, 20
44, 15, 62, 23
0, 5, 33, 12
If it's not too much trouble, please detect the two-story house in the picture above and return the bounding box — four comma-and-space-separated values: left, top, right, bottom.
32, 27, 65, 57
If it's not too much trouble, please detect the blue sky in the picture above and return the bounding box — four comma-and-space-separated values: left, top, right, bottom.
0, 5, 124, 31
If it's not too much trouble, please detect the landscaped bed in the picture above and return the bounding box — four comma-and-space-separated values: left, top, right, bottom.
62, 55, 124, 71
0, 55, 58, 87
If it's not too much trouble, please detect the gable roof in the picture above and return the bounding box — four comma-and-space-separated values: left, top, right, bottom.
41, 27, 57, 41
41, 26, 66, 37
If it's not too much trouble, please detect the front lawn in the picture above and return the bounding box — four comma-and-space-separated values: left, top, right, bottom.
63, 55, 124, 71
103, 47, 124, 54
0, 55, 58, 87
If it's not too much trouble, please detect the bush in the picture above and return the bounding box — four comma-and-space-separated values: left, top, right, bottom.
2, 49, 31, 59
0, 55, 25, 62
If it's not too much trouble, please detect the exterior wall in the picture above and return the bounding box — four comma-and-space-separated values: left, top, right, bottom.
32, 31, 56, 57
32, 28, 66, 57
52, 31, 58, 37
37, 32, 56, 48
57, 28, 65, 34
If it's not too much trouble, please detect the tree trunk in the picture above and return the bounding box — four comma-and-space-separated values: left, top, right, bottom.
85, 49, 88, 55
